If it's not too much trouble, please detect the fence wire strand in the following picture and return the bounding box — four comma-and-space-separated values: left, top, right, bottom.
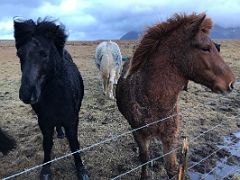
3, 112, 179, 180
188, 136, 239, 170
202, 149, 240, 179
222, 165, 240, 180
112, 121, 224, 180
3, 81, 240, 179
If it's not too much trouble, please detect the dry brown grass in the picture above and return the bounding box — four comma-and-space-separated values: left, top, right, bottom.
0, 40, 239, 179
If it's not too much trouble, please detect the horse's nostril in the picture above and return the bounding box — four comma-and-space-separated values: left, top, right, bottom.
229, 82, 234, 91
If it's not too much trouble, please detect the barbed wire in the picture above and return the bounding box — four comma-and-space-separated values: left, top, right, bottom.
169, 125, 238, 180
188, 136, 239, 170
202, 149, 240, 179
3, 111, 179, 180
3, 81, 239, 179
111, 146, 181, 180
112, 121, 224, 180
222, 164, 240, 180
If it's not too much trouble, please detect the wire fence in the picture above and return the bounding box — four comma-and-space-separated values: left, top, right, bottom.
202, 148, 240, 179
112, 122, 224, 180
112, 83, 240, 179
222, 162, 240, 180
3, 82, 240, 180
3, 112, 179, 180
187, 136, 239, 179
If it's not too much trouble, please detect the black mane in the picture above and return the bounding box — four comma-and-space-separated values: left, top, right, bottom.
14, 17, 67, 55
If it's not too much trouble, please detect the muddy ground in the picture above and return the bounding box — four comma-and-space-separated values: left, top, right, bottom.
0, 40, 239, 180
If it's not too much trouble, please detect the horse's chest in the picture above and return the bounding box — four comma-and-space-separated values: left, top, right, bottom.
33, 86, 75, 120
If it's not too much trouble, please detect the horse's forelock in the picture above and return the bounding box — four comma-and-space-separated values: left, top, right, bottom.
13, 18, 66, 56
35, 19, 67, 55
14, 17, 67, 55
14, 19, 36, 49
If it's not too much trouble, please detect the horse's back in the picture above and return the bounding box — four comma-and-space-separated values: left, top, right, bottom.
63, 49, 84, 110
108, 41, 122, 66
95, 42, 107, 69
95, 41, 122, 69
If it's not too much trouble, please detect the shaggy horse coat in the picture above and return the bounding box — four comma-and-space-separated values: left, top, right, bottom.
116, 13, 235, 179
14, 18, 88, 180
95, 41, 122, 99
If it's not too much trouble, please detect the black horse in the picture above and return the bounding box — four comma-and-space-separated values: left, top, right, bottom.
0, 128, 16, 155
14, 18, 88, 180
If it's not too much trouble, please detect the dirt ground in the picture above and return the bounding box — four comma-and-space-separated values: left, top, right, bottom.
0, 40, 239, 180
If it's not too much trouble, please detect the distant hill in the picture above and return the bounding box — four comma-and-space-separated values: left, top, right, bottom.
120, 31, 140, 40
120, 25, 240, 40
211, 25, 240, 39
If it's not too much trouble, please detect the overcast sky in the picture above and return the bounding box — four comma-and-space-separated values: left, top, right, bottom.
0, 0, 240, 40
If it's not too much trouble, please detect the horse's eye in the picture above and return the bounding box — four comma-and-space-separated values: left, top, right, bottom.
39, 50, 48, 58
201, 47, 210, 52
214, 43, 221, 52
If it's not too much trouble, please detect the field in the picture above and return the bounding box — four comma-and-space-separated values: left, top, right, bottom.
0, 40, 240, 180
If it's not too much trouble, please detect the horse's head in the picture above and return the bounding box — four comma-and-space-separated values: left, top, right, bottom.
184, 14, 235, 94
14, 18, 67, 104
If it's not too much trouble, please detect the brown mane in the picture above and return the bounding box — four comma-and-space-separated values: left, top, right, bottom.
126, 13, 213, 77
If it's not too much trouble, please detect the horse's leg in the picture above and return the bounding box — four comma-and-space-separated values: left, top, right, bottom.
133, 132, 150, 180
161, 123, 179, 179
56, 125, 64, 139
109, 70, 115, 99
64, 123, 88, 180
114, 66, 120, 84
109, 81, 114, 99
39, 125, 54, 180
102, 74, 108, 95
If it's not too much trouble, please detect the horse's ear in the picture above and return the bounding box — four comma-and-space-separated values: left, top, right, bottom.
54, 24, 67, 56
13, 18, 35, 49
54, 25, 60, 36
188, 13, 206, 36
201, 17, 213, 34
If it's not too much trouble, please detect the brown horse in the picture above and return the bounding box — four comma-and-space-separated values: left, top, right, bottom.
116, 13, 235, 179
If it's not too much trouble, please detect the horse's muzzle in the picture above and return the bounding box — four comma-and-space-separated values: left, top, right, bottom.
228, 81, 234, 92
19, 86, 39, 104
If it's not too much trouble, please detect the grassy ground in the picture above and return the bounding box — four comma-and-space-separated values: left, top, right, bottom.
0, 40, 239, 179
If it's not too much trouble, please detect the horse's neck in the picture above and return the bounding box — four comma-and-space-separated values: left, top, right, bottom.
139, 56, 187, 110
48, 49, 64, 83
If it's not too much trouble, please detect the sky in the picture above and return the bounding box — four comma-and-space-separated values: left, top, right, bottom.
0, 0, 240, 40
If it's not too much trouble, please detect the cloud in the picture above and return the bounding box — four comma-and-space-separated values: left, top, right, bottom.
0, 0, 240, 40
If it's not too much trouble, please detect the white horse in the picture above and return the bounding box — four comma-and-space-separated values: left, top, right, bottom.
95, 41, 122, 99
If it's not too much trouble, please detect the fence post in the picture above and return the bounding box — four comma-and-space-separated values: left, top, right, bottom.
177, 137, 189, 180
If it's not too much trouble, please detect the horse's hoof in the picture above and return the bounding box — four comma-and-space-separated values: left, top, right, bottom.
140, 175, 151, 180
57, 133, 64, 139
40, 167, 52, 180
109, 95, 115, 100
167, 171, 177, 180
78, 174, 89, 180
40, 173, 52, 180
77, 167, 89, 180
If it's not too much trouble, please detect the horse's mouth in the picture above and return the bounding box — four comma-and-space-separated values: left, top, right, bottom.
211, 82, 234, 94
29, 90, 39, 104
19, 87, 40, 105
